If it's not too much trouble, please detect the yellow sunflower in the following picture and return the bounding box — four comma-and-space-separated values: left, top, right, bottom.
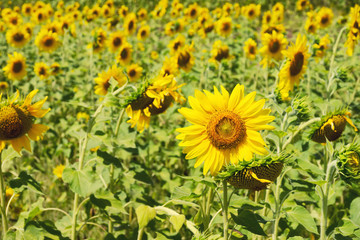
243, 4, 261, 20
216, 17, 232, 37
118, 5, 128, 18
259, 30, 288, 68
53, 164, 65, 179
262, 11, 272, 25
6, 26, 30, 48
94, 65, 127, 96
4, 12, 22, 27
185, 3, 199, 20
0, 90, 50, 153
50, 62, 61, 75
317, 7, 334, 28
126, 75, 185, 133
107, 31, 126, 53
34, 62, 50, 80
3, 52, 27, 81
43, 21, 62, 35
124, 12, 137, 35
176, 44, 195, 72
88, 28, 107, 54
313, 34, 330, 61
305, 19, 317, 34
244, 38, 257, 60
137, 8, 148, 21
22, 3, 32, 16
296, 0, 310, 11
31, 9, 48, 24
137, 25, 150, 41
126, 64, 143, 82
160, 57, 179, 77
345, 4, 360, 56
0, 82, 9, 92
35, 29, 61, 53
165, 19, 185, 36
176, 84, 275, 175
209, 40, 232, 66
116, 42, 133, 66
168, 34, 186, 55
278, 34, 309, 100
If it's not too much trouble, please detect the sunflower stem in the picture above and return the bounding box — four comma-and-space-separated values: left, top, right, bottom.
0, 153, 9, 236
328, 27, 347, 81
222, 180, 229, 240
137, 227, 144, 240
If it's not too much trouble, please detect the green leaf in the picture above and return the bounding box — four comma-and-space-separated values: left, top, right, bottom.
9, 171, 43, 195
170, 214, 185, 232
287, 206, 318, 234
350, 198, 360, 227
339, 219, 358, 236
136, 205, 156, 229
231, 210, 267, 236
97, 150, 122, 168
24, 224, 44, 240
62, 167, 102, 197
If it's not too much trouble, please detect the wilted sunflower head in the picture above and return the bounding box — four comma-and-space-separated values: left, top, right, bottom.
336, 141, 360, 185
310, 109, 358, 144
217, 154, 287, 191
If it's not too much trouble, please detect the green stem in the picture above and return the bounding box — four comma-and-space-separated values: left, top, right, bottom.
328, 27, 347, 81
0, 153, 9, 236
223, 180, 229, 240
137, 227, 144, 240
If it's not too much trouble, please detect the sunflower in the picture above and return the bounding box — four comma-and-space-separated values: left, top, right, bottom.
261, 23, 285, 35
317, 7, 334, 28
185, 3, 199, 20
296, 0, 310, 11
6, 26, 30, 48
137, 8, 148, 21
22, 3, 32, 16
124, 13, 137, 35
176, 44, 195, 72
116, 42, 133, 66
337, 142, 360, 184
168, 34, 186, 55
310, 110, 358, 144
35, 29, 61, 53
313, 34, 330, 60
43, 21, 62, 35
89, 28, 107, 54
0, 90, 50, 153
262, 11, 272, 25
94, 65, 127, 96
198, 21, 215, 38
4, 12, 22, 27
244, 38, 257, 60
126, 64, 143, 82
160, 57, 179, 77
345, 4, 360, 56
107, 31, 126, 53
305, 19, 317, 34
0, 82, 9, 92
216, 17, 232, 37
34, 62, 50, 80
0, 21, 6, 32
165, 19, 185, 36
243, 4, 261, 20
125, 75, 185, 133
278, 34, 309, 100
151, 51, 159, 60
101, 5, 113, 18
53, 164, 65, 179
259, 31, 288, 67
50, 62, 61, 75
32, 9, 48, 24
209, 40, 232, 66
137, 25, 150, 41
118, 5, 128, 18
3, 52, 27, 81
176, 84, 275, 175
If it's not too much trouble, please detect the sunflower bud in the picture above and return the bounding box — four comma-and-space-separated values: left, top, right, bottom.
335, 68, 348, 82
336, 142, 360, 184
291, 96, 310, 123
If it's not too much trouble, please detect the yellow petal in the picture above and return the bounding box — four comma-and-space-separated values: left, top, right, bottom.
10, 135, 31, 153
27, 124, 49, 141
228, 84, 244, 111
22, 89, 38, 107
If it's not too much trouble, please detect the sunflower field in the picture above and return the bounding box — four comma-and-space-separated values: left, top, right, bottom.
1, 0, 360, 239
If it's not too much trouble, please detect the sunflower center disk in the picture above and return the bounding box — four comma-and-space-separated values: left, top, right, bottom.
269, 40, 280, 53
207, 111, 246, 149
178, 52, 190, 67
0, 105, 33, 140
12, 61, 23, 73
290, 52, 304, 76
44, 38, 54, 47
13, 33, 24, 42
113, 37, 121, 47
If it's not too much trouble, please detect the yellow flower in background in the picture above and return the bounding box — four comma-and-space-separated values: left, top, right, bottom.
3, 52, 27, 81
345, 4, 360, 56
124, 12, 137, 35
50, 62, 61, 75
150, 51, 159, 60
185, 3, 199, 20
317, 7, 334, 28
32, 8, 49, 24
296, 0, 310, 11
107, 31, 126, 53
76, 112, 89, 122
94, 65, 126, 96
89, 28, 107, 54
0, 82, 9, 92
259, 30, 288, 67
209, 40, 232, 66
278, 34, 309, 100
4, 12, 22, 27
262, 11, 272, 25
244, 38, 257, 60
160, 57, 179, 77
116, 42, 133, 66
305, 18, 317, 34
0, 90, 50, 153
34, 62, 50, 80
177, 84, 275, 175
176, 44, 195, 72
313, 34, 330, 60
126, 64, 143, 82
118, 5, 128, 18
168, 34, 186, 55
6, 26, 30, 48
272, 2, 284, 15
53, 164, 65, 179
35, 29, 61, 53
243, 4, 261, 20
22, 3, 32, 16
137, 8, 148, 21
137, 25, 150, 41
216, 17, 232, 37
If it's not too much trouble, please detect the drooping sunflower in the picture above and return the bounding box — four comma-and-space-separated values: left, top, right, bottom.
317, 7, 334, 28
176, 44, 195, 72
310, 109, 358, 144
94, 65, 127, 96
125, 75, 185, 133
6, 26, 30, 48
0, 90, 50, 153
209, 40, 232, 66
116, 42, 133, 66
337, 142, 360, 185
168, 34, 186, 55
259, 31, 288, 67
278, 34, 309, 100
125, 64, 142, 82
35, 29, 61, 53
34, 62, 50, 80
244, 38, 257, 60
124, 12, 137, 35
137, 25, 150, 41
3, 52, 27, 81
177, 84, 275, 175
107, 31, 126, 53
216, 17, 232, 37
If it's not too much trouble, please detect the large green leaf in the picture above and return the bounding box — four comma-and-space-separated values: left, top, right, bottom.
287, 206, 318, 234
231, 209, 267, 236
350, 198, 360, 227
